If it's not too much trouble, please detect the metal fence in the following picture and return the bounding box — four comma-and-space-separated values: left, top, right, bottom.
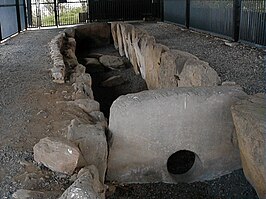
28, 0, 87, 28
89, 0, 161, 21
0, 0, 27, 41
239, 0, 266, 46
164, 0, 187, 25
163, 0, 266, 47
190, 0, 234, 38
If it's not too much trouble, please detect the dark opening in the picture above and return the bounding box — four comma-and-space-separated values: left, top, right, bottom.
76, 45, 147, 118
167, 150, 196, 175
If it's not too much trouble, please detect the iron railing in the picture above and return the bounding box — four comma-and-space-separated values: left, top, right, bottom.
28, 0, 87, 28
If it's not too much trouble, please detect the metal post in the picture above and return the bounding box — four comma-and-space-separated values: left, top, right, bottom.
23, 0, 28, 29
16, 0, 22, 32
54, 0, 58, 26
186, 0, 190, 28
160, 0, 164, 21
0, 23, 2, 41
233, 0, 241, 41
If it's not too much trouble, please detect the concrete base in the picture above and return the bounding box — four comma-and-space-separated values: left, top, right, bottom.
107, 86, 247, 183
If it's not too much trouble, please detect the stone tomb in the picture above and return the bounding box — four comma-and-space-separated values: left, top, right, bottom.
107, 86, 247, 183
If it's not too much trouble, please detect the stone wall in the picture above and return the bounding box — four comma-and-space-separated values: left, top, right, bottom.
44, 23, 112, 198
111, 22, 221, 90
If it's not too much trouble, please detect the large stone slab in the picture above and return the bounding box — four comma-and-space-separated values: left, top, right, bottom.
107, 86, 247, 183
59, 165, 105, 199
67, 119, 108, 183
33, 137, 85, 175
231, 93, 266, 199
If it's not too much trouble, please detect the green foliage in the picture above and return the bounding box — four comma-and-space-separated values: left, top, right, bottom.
41, 7, 85, 26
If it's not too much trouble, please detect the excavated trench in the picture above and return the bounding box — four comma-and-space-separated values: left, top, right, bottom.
76, 44, 148, 118
76, 43, 198, 176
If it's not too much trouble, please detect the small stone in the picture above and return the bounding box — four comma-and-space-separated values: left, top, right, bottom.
101, 75, 125, 87
99, 55, 124, 68
225, 41, 238, 47
222, 81, 236, 86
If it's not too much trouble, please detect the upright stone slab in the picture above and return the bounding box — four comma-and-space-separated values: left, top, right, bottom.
107, 86, 247, 183
231, 93, 266, 199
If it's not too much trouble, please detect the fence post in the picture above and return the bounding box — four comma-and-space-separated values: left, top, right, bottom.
23, 0, 27, 29
0, 23, 2, 41
233, 0, 241, 41
16, 0, 22, 32
160, 0, 164, 21
54, 0, 58, 26
186, 0, 190, 28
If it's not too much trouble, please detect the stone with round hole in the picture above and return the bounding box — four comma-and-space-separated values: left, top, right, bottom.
107, 86, 247, 183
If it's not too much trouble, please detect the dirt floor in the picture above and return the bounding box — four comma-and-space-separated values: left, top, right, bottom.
0, 22, 264, 198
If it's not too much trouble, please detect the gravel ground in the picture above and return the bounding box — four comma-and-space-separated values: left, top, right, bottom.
0, 24, 263, 199
0, 29, 72, 198
133, 22, 265, 95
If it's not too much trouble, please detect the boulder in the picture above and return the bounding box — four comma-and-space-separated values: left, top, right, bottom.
67, 99, 100, 114
107, 86, 247, 183
178, 59, 221, 87
159, 50, 220, 89
67, 120, 108, 183
89, 111, 107, 128
231, 93, 266, 199
83, 57, 105, 73
99, 55, 124, 69
33, 137, 85, 175
101, 75, 125, 87
59, 165, 105, 199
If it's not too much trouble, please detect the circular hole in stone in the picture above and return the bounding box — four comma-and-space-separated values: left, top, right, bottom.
167, 150, 196, 175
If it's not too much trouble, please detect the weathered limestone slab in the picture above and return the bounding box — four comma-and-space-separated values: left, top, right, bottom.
231, 93, 266, 199
111, 22, 118, 49
67, 120, 108, 183
33, 137, 85, 175
107, 86, 247, 183
59, 165, 105, 199
116, 23, 125, 56
145, 43, 169, 89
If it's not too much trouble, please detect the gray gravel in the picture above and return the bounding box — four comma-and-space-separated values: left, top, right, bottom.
0, 29, 71, 198
133, 22, 265, 95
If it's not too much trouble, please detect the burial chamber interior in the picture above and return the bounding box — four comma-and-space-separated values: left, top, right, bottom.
58, 22, 246, 184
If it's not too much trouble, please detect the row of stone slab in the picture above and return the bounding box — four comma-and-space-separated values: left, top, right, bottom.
111, 22, 221, 90
33, 25, 111, 198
